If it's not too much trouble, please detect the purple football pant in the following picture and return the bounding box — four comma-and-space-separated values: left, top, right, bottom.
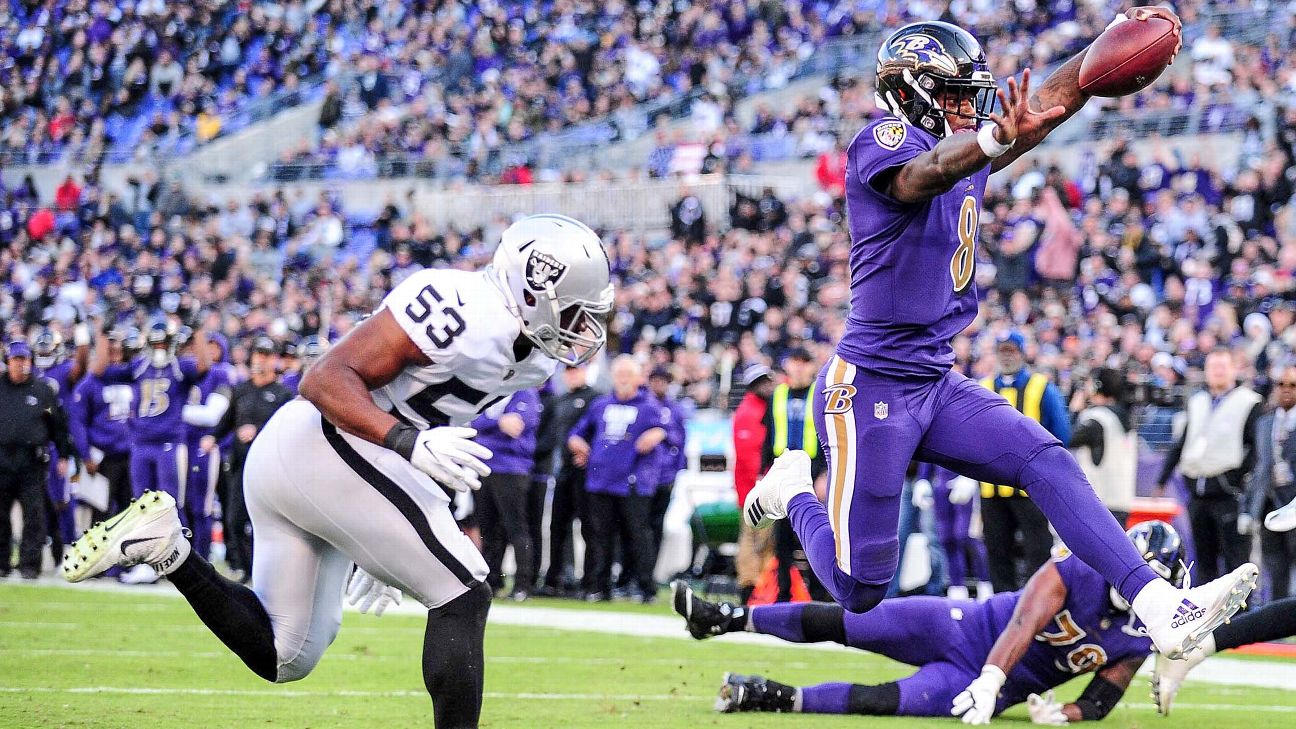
130, 442, 187, 501
185, 444, 221, 559
933, 476, 990, 586
800, 358, 1156, 613
753, 598, 979, 717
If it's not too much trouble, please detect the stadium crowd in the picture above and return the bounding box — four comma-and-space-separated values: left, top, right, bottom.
261, 0, 1281, 181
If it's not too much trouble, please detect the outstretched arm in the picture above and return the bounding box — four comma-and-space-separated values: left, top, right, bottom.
983, 560, 1068, 674
991, 6, 1182, 172
953, 560, 1067, 723
889, 70, 1063, 202
988, 53, 1090, 172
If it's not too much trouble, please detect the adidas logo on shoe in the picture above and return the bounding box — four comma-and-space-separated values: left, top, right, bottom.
1170, 598, 1206, 629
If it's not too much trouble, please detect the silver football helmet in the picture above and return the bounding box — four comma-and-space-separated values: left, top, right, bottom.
489, 214, 614, 365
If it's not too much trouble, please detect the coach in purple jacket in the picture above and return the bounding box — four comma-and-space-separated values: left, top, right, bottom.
473, 389, 542, 600
568, 355, 668, 603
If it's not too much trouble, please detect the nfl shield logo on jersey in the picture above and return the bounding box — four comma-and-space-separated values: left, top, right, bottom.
874, 401, 889, 420
524, 250, 569, 291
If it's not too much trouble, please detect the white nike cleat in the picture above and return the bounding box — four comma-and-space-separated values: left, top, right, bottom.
743, 450, 814, 529
1151, 635, 1214, 716
119, 563, 159, 585
62, 491, 191, 583
1132, 563, 1258, 660
1265, 497, 1296, 532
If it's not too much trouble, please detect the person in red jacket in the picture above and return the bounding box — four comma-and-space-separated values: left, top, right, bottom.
733, 364, 775, 603
814, 139, 847, 198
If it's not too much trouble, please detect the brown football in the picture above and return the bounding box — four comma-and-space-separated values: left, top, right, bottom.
1078, 16, 1178, 98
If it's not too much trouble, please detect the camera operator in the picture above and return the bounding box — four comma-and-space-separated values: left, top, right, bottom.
1069, 368, 1137, 525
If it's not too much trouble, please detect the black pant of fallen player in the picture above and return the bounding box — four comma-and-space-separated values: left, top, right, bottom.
981, 494, 1054, 593
0, 450, 49, 577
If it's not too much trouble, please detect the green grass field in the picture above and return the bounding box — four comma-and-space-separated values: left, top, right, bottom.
1, 582, 1294, 728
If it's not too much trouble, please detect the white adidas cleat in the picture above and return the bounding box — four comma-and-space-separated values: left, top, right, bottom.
1132, 563, 1258, 660
1150, 636, 1213, 716
1265, 497, 1296, 533
743, 450, 814, 529
62, 491, 191, 583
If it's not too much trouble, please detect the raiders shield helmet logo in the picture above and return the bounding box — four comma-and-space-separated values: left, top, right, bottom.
524, 249, 569, 292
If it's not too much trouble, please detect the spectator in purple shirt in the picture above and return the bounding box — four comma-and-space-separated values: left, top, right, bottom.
568, 355, 668, 603
473, 389, 543, 601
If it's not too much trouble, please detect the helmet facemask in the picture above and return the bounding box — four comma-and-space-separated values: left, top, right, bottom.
875, 22, 999, 139
515, 279, 614, 366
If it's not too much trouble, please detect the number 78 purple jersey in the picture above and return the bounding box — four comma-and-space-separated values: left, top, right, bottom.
835, 117, 990, 379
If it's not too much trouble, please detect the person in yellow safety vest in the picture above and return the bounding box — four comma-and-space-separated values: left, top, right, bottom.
978, 332, 1072, 593
761, 347, 827, 603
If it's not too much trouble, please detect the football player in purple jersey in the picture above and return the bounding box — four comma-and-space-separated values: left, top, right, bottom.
676, 521, 1193, 724
739, 10, 1258, 679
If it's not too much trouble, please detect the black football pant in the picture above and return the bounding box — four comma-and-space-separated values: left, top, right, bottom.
0, 467, 48, 575
981, 495, 1053, 593
584, 491, 654, 596
224, 465, 254, 574
477, 472, 535, 594
1188, 495, 1248, 584
546, 468, 586, 589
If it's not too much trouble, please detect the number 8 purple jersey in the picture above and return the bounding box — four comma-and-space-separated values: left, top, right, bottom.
836, 117, 991, 379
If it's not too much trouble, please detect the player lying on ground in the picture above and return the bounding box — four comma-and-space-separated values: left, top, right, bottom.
742, 7, 1257, 663
676, 521, 1235, 724
1151, 593, 1296, 715
62, 214, 614, 729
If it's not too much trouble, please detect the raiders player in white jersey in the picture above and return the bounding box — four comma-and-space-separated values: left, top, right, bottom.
62, 214, 614, 728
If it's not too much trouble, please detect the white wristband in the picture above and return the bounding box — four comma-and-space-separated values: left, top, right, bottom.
74, 323, 91, 346
1105, 12, 1129, 31
978, 123, 1014, 158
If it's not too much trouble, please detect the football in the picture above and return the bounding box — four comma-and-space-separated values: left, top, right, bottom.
1078, 16, 1178, 97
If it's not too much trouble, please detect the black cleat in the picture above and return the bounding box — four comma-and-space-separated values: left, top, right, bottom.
715, 673, 797, 713
672, 580, 745, 640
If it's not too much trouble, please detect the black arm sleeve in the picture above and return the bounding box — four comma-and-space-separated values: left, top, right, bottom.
1157, 423, 1187, 486
1069, 419, 1104, 463
211, 383, 241, 442
47, 396, 76, 460
1237, 401, 1265, 477
1072, 675, 1126, 721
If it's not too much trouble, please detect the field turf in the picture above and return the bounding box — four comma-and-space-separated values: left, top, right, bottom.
1, 582, 1294, 728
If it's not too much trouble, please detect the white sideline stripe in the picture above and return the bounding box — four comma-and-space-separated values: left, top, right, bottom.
0, 686, 701, 702
8, 578, 1296, 693
0, 648, 812, 669
0, 686, 1291, 712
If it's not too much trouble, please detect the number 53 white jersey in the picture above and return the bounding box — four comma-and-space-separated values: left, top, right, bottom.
373, 268, 557, 428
